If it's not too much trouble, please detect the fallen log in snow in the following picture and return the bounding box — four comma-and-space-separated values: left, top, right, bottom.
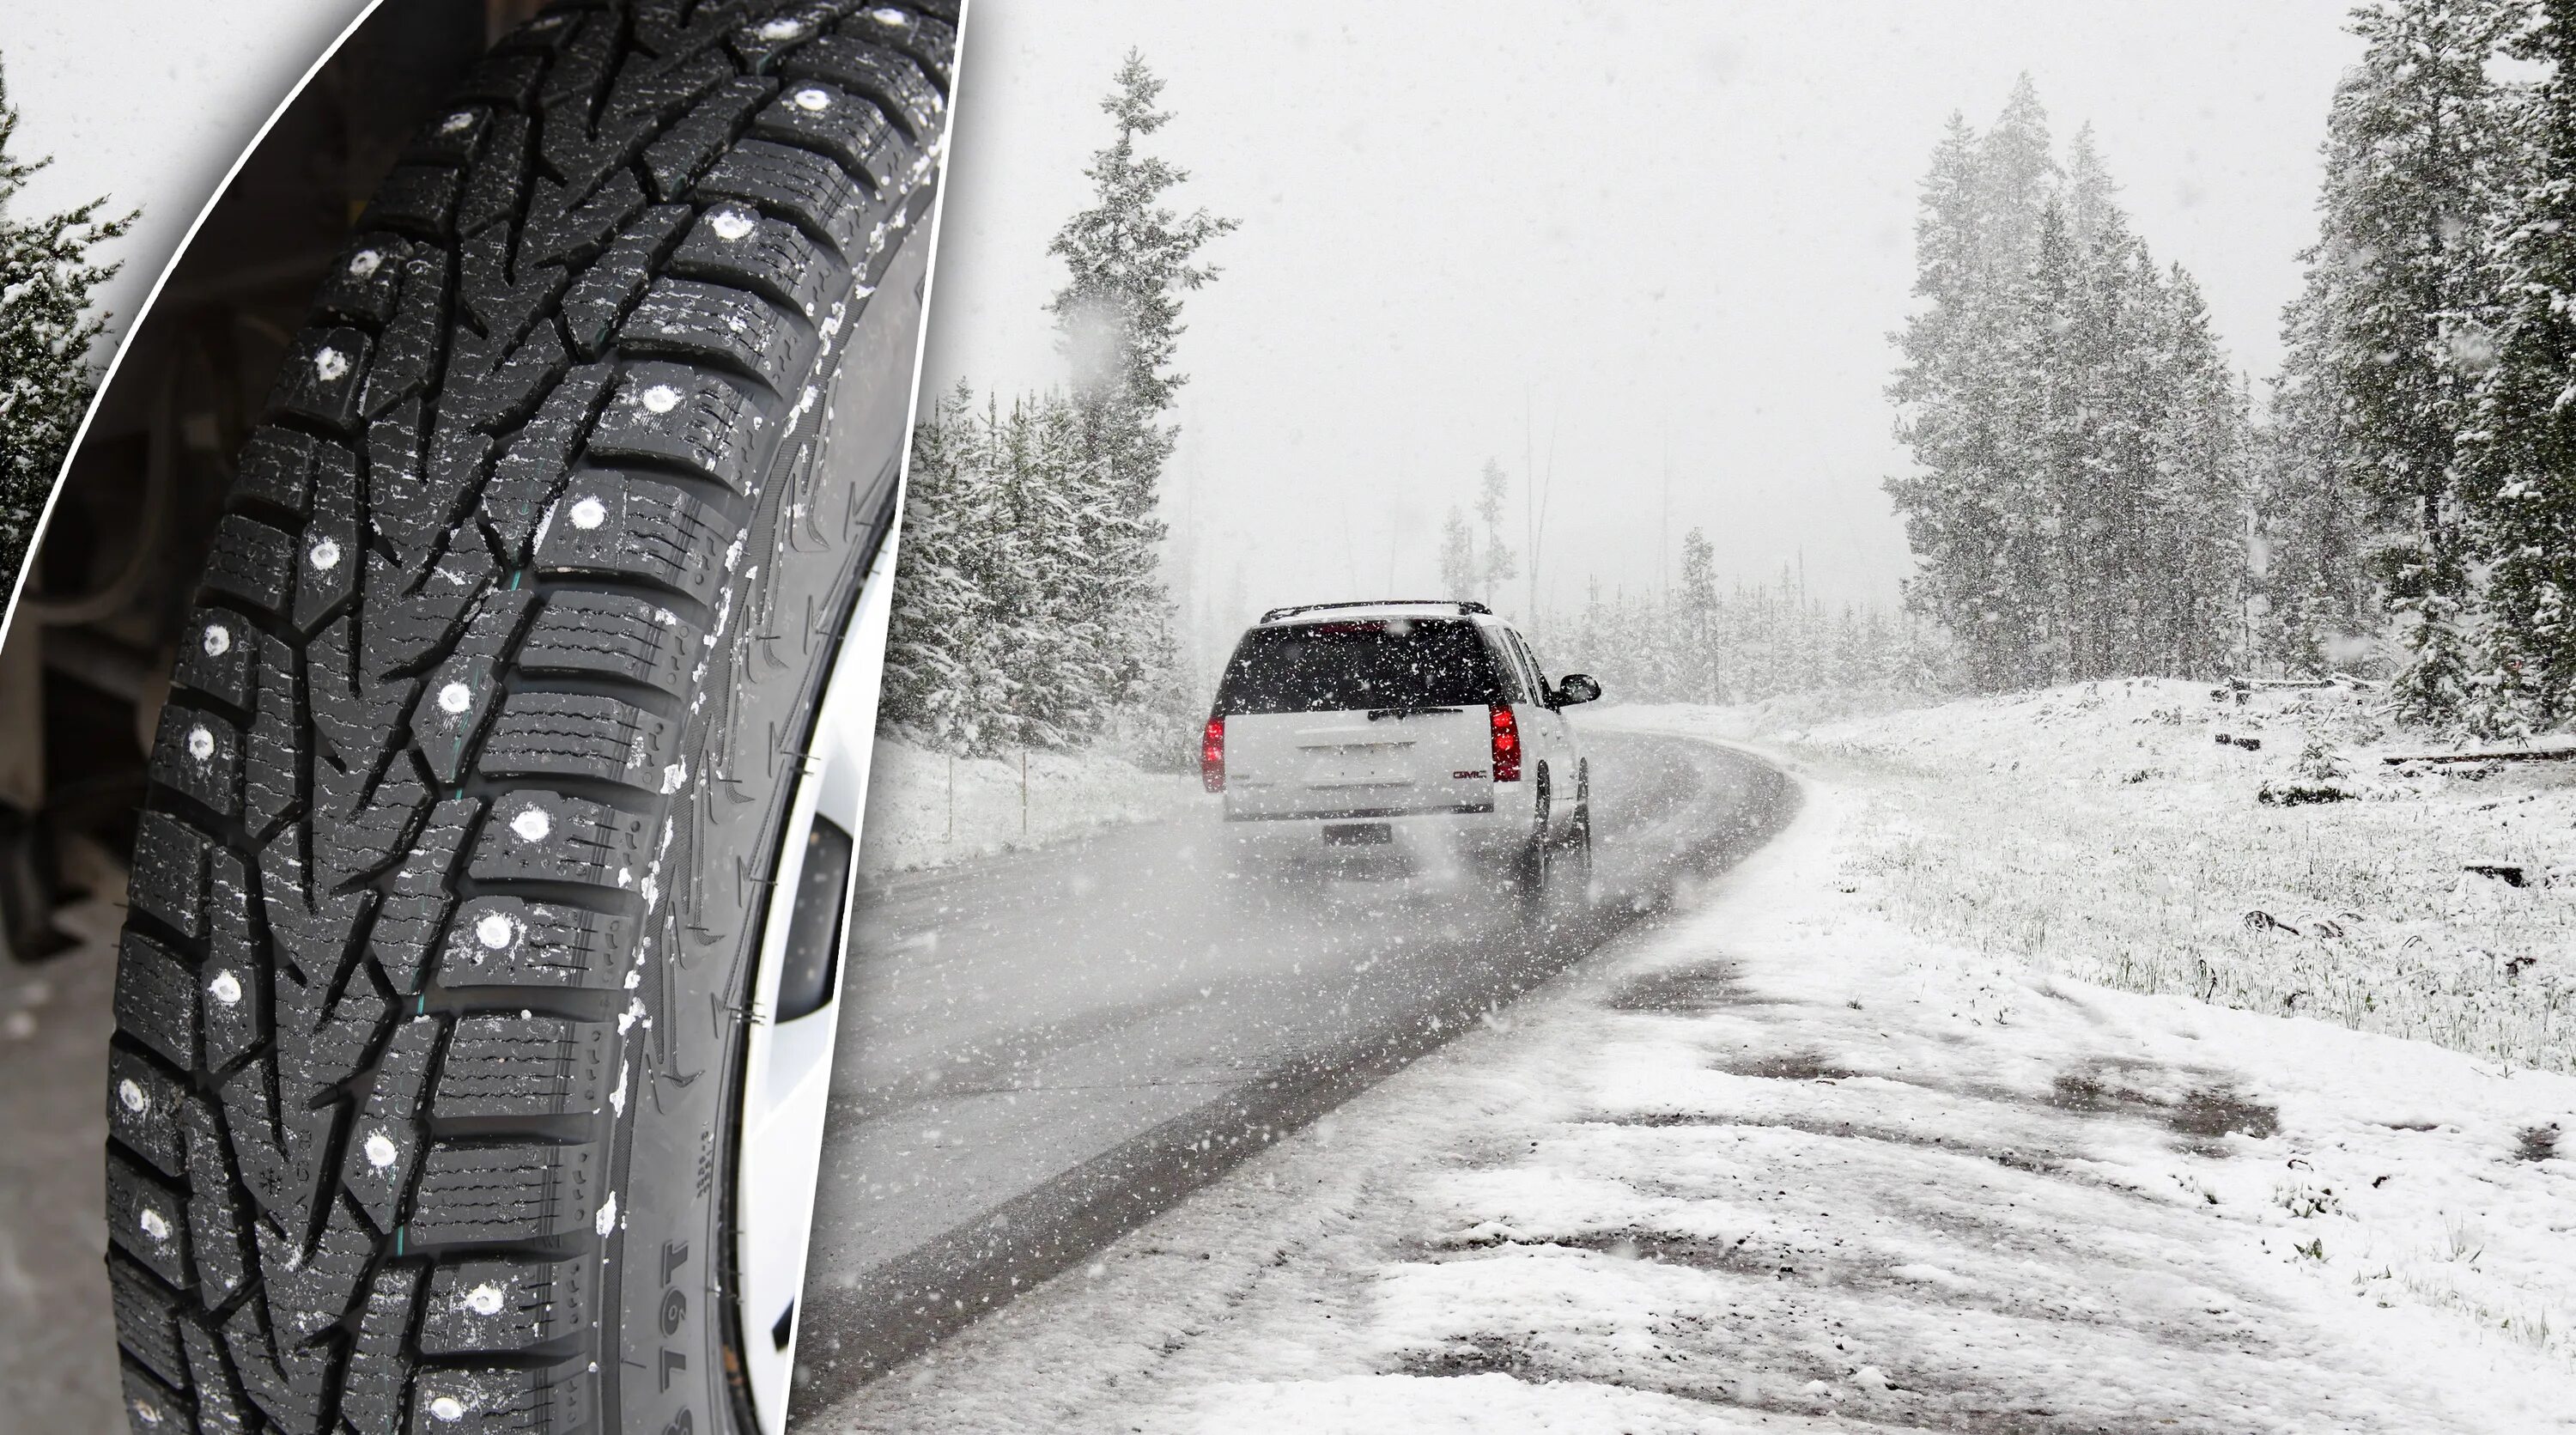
2380, 747, 2576, 767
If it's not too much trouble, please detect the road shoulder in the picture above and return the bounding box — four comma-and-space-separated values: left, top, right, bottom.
859, 737, 1201, 881
811, 754, 2576, 1433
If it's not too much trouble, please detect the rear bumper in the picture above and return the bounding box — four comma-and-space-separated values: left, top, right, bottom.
1225, 800, 1496, 821
1219, 794, 1532, 873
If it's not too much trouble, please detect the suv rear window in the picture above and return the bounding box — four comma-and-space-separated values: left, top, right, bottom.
1214, 618, 1506, 714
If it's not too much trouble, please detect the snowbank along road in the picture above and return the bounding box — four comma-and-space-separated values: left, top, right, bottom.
790, 727, 1795, 1400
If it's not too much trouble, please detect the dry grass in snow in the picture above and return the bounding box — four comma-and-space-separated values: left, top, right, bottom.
1617, 681, 2576, 1076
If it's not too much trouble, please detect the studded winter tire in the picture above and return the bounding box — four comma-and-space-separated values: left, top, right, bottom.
101, 5, 957, 1432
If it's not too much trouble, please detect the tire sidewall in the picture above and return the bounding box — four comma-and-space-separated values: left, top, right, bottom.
613, 227, 933, 1435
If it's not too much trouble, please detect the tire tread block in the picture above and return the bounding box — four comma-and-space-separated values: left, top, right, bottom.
222, 1298, 332, 1435
479, 690, 681, 793
696, 137, 871, 260
435, 1015, 612, 1120
368, 541, 497, 678
114, 930, 201, 1070
182, 1094, 254, 1309
148, 703, 242, 820
340, 1264, 422, 1435
342, 1018, 439, 1231
584, 364, 765, 496
106, 1044, 191, 1178
465, 791, 651, 893
106, 1150, 193, 1291
179, 1316, 256, 1433
108, 1252, 191, 1395
267, 327, 371, 436
561, 206, 693, 359
315, 235, 414, 326
364, 165, 463, 239
840, 7, 958, 91
436, 897, 629, 991
420, 1256, 595, 1357
245, 635, 305, 839
535, 470, 738, 605
619, 277, 804, 392
518, 589, 696, 696
413, 592, 538, 786
408, 1360, 594, 1433
671, 201, 841, 319
644, 75, 776, 201
370, 797, 483, 995
781, 34, 943, 142
254, 1197, 374, 1347
362, 251, 453, 426
481, 362, 618, 561
200, 515, 296, 618
233, 427, 327, 520
119, 1356, 189, 1435
406, 1142, 601, 1248
753, 77, 912, 195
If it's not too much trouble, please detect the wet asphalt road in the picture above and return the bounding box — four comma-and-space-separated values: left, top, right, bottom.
787, 727, 1794, 1416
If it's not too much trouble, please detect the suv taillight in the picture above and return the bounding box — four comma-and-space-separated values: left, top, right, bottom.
1489, 703, 1522, 782
1201, 715, 1225, 792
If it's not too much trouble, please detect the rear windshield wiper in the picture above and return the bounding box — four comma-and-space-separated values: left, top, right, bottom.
1366, 706, 1464, 721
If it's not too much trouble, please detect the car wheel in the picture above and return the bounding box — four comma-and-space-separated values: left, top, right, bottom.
100, 8, 956, 1435
1509, 766, 1554, 897
1565, 766, 1595, 903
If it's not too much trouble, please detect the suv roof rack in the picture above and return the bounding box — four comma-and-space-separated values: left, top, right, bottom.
1259, 599, 1491, 623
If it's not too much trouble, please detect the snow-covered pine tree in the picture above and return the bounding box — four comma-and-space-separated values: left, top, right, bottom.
1891, 80, 2259, 691
2256, 278, 2381, 677
2149, 269, 2254, 680
1976, 77, 2061, 286
1887, 114, 2002, 684
1887, 85, 2062, 690
2310, 0, 2523, 723
1675, 529, 1722, 702
884, 382, 1019, 751
2464, 0, 2576, 727
2055, 127, 2157, 678
1997, 198, 2085, 683
0, 58, 131, 592
1048, 51, 1236, 506
1045, 51, 1236, 727
994, 392, 1103, 748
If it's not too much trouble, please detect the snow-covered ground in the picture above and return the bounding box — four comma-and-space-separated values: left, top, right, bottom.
1622, 680, 2576, 1077
857, 736, 1201, 876
813, 696, 2576, 1432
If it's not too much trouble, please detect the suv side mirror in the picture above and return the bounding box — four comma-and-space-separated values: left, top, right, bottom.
1553, 673, 1601, 707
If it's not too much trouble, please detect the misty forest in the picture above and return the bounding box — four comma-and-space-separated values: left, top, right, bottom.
881, 0, 2576, 763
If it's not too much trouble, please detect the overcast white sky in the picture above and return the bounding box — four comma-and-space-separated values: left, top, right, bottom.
931, 1, 2367, 665
4, 1, 2369, 664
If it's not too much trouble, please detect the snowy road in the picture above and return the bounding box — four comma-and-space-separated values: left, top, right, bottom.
790, 728, 1795, 1404
809, 720, 2576, 1433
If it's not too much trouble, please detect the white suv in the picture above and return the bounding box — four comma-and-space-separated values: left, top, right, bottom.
1201, 600, 1601, 889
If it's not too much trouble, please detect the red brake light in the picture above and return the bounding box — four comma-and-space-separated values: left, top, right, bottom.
1201, 715, 1225, 792
1489, 702, 1522, 782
